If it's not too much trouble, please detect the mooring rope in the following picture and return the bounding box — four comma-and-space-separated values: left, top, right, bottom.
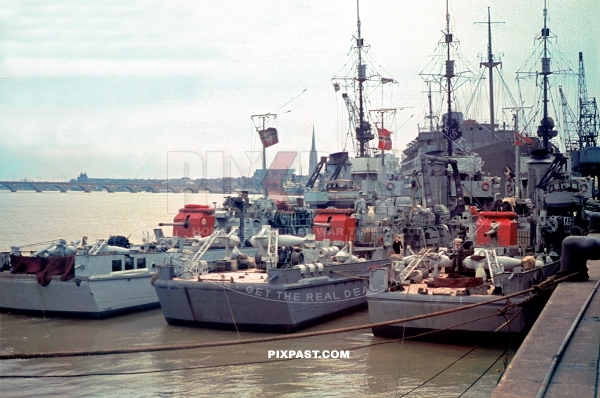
0, 309, 520, 379
398, 311, 522, 397
458, 347, 509, 398
0, 272, 575, 361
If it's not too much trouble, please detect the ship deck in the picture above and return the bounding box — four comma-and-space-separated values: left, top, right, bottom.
175, 268, 269, 284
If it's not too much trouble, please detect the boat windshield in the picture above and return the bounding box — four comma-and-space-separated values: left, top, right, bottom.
548, 181, 579, 193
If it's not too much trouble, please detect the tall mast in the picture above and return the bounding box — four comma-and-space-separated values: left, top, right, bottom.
251, 112, 277, 197
355, 0, 373, 158
537, 0, 553, 152
477, 8, 503, 129
427, 81, 435, 132
444, 0, 455, 156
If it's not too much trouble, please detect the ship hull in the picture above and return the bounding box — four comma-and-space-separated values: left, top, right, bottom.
368, 263, 557, 343
0, 272, 159, 319
155, 261, 382, 332
368, 292, 532, 343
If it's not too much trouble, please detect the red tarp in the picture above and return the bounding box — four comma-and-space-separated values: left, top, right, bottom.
10, 255, 76, 287
432, 276, 484, 288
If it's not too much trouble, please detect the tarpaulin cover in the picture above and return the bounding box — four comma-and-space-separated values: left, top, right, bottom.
10, 255, 76, 287
432, 276, 483, 288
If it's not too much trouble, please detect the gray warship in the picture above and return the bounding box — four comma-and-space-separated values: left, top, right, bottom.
367, 2, 595, 342
155, 2, 472, 332
153, 3, 403, 332
152, 0, 519, 332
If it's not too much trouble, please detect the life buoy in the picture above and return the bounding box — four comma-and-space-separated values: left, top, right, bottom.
386, 182, 395, 190
481, 182, 490, 191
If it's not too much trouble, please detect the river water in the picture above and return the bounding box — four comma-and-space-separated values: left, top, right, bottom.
0, 191, 510, 397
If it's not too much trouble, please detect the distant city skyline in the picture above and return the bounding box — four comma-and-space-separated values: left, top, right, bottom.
1, 0, 598, 181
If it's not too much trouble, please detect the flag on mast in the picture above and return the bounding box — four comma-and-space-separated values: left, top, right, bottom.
514, 131, 534, 147
377, 128, 392, 150
258, 127, 279, 148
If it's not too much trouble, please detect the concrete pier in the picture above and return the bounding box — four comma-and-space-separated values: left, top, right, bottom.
493, 258, 600, 397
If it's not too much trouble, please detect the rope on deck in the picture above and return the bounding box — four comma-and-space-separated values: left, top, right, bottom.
0, 272, 578, 361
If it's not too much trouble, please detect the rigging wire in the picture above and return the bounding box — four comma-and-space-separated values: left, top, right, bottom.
397, 310, 522, 397
457, 347, 508, 398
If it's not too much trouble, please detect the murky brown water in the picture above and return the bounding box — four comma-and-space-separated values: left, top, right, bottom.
0, 191, 510, 397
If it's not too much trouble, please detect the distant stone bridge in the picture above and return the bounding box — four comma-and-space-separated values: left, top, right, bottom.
0, 181, 207, 193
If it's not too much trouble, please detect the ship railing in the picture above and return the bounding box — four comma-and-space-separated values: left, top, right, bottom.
185, 229, 224, 275
89, 239, 107, 255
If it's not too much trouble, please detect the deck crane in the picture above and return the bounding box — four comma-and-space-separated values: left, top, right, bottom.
559, 86, 578, 152
564, 52, 600, 198
577, 52, 598, 149
341, 92, 370, 157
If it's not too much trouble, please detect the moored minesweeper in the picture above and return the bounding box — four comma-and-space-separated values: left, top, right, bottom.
367, 1, 593, 343
154, 229, 381, 332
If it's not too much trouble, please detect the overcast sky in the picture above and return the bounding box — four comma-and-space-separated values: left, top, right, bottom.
0, 0, 597, 181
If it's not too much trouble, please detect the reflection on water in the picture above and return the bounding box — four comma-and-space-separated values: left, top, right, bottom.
0, 192, 510, 396
0, 310, 509, 397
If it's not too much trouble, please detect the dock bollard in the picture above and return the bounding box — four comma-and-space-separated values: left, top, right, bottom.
588, 212, 600, 233
560, 236, 600, 281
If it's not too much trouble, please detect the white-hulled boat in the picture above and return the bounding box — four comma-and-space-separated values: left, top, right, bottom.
0, 236, 175, 318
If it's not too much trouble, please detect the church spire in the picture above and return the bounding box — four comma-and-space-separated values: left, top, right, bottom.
309, 126, 318, 176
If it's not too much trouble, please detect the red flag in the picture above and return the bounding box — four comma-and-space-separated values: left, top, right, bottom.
514, 131, 534, 147
377, 128, 392, 150
258, 127, 279, 148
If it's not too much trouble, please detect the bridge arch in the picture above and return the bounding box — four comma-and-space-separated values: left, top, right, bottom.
17, 183, 43, 192
138, 186, 157, 193
70, 184, 92, 192
0, 183, 17, 192
181, 187, 198, 194
160, 186, 176, 193
48, 184, 68, 193
115, 185, 136, 193
93, 185, 114, 193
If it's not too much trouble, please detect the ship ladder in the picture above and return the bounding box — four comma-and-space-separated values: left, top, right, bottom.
266, 227, 279, 267
483, 248, 503, 285
187, 229, 222, 275
399, 248, 431, 284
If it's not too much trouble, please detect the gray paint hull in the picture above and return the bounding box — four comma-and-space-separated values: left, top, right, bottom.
155, 261, 380, 332
368, 262, 557, 342
0, 272, 159, 319
368, 289, 549, 343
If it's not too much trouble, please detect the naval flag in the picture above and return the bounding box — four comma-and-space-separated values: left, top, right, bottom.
258, 127, 279, 148
377, 128, 392, 150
